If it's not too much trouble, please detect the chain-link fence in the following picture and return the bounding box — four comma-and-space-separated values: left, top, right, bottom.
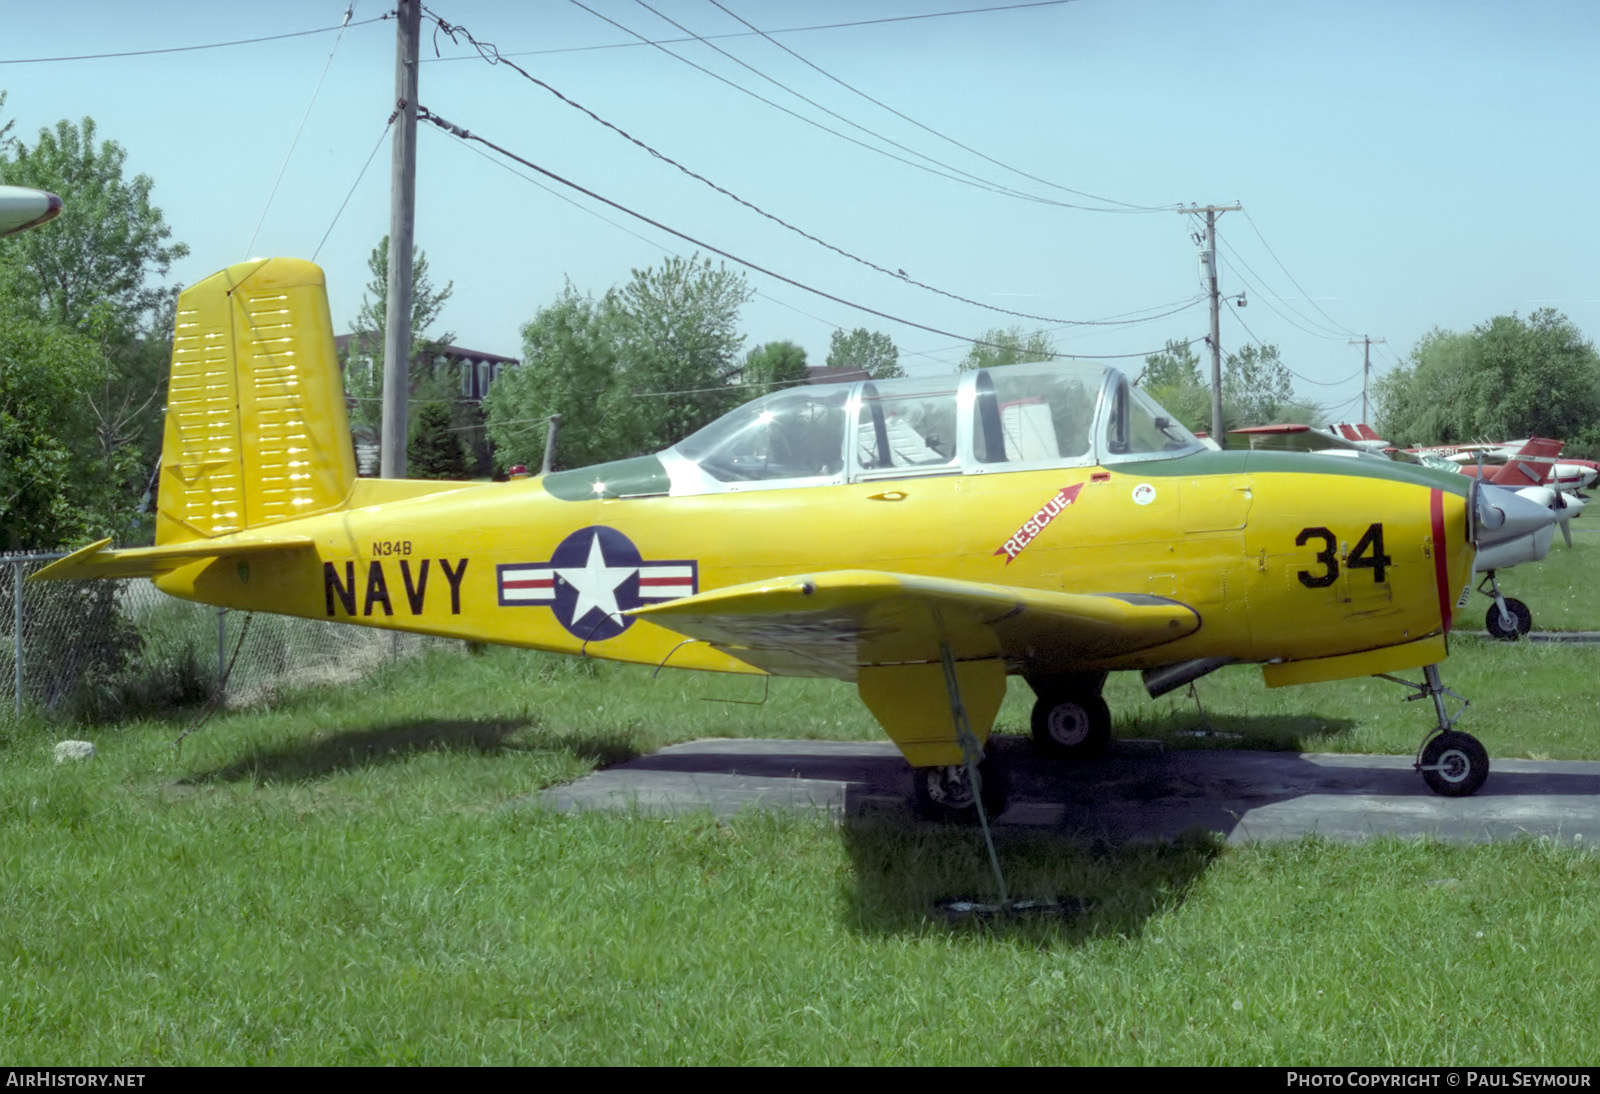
2, 551, 454, 723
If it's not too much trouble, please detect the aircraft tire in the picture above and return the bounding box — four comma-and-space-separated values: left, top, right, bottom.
911, 759, 1006, 824
1419, 731, 1490, 797
1485, 598, 1532, 641
1031, 693, 1112, 758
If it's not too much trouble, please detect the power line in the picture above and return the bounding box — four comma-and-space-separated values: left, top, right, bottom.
248, 3, 359, 258
441, 127, 866, 339
0, 14, 391, 65
703, 0, 1169, 213
565, 0, 1127, 214
424, 9, 1188, 326
1242, 208, 1358, 338
1224, 305, 1358, 388
1215, 239, 1348, 341
423, 2, 1083, 60
629, 0, 1139, 214
416, 104, 1196, 362
313, 114, 395, 263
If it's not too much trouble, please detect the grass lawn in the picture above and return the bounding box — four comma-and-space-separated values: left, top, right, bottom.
5, 630, 1600, 1064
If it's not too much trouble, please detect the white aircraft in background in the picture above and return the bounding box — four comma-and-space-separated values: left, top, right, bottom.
0, 184, 63, 238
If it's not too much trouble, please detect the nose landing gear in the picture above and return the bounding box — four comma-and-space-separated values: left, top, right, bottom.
1479, 571, 1532, 640
1380, 664, 1490, 796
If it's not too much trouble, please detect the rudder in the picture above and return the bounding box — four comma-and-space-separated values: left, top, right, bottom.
156, 258, 356, 545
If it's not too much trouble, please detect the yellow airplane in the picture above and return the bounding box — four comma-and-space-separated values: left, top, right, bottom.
34, 258, 1560, 820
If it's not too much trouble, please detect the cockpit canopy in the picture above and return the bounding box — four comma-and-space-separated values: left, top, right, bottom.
664, 362, 1200, 495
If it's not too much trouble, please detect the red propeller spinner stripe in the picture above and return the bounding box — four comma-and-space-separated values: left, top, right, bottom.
1430, 488, 1453, 634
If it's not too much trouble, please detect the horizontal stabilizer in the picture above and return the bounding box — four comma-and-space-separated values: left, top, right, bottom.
630, 569, 1200, 679
29, 534, 313, 582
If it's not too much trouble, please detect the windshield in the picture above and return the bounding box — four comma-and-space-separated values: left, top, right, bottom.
672, 385, 849, 483
1100, 374, 1202, 462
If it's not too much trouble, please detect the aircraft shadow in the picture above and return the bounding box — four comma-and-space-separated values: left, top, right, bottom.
182, 718, 538, 784
837, 813, 1222, 939
600, 730, 1600, 844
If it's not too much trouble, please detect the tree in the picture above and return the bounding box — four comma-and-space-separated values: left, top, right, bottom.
0, 309, 132, 550
741, 340, 808, 393
825, 327, 902, 379
0, 90, 15, 155
485, 284, 623, 472
1139, 339, 1210, 432
0, 117, 187, 334
0, 113, 188, 542
408, 401, 469, 480
959, 326, 1056, 371
607, 254, 752, 453
1375, 311, 1600, 450
340, 235, 459, 459
1222, 343, 1299, 427
485, 255, 754, 471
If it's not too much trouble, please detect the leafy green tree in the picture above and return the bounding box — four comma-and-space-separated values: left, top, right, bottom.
825, 327, 902, 379
608, 254, 752, 453
0, 309, 133, 550
1375, 311, 1600, 450
485, 284, 622, 472
486, 255, 754, 471
741, 340, 808, 393
340, 235, 459, 454
1139, 339, 1210, 432
959, 326, 1056, 371
0, 117, 187, 333
0, 90, 15, 154
0, 113, 188, 540
408, 401, 469, 480
1222, 343, 1299, 427
1478, 311, 1600, 445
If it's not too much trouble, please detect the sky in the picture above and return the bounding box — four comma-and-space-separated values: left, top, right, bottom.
3, 0, 1597, 425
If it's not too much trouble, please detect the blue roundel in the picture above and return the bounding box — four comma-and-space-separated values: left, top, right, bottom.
495, 526, 699, 642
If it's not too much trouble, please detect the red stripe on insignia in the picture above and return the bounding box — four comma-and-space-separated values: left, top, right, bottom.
502, 578, 554, 590
1430, 488, 1452, 633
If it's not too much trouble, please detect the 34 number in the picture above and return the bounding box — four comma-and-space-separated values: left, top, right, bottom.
1296, 523, 1390, 589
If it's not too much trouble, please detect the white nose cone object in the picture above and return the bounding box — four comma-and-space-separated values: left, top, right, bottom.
0, 184, 64, 238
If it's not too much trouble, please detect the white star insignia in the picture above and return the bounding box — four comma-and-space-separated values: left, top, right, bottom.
558, 533, 637, 628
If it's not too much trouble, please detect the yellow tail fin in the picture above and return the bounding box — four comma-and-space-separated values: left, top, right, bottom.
156, 258, 356, 545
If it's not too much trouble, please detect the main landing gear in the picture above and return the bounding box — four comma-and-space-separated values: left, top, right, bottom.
911, 672, 1113, 822
1479, 571, 1532, 641
1027, 673, 1112, 759
1380, 664, 1490, 797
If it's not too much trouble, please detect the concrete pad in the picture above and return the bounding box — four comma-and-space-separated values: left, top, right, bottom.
539, 735, 1600, 846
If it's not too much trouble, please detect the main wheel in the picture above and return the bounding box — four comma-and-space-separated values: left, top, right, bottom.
1419, 731, 1490, 797
1485, 598, 1532, 640
911, 758, 1006, 824
1031, 693, 1112, 758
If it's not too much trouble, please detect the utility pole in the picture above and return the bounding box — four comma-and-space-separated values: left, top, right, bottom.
1180, 204, 1241, 446
1349, 335, 1385, 424
381, 0, 421, 479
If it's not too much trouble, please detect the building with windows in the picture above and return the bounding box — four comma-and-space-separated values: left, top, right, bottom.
334, 334, 520, 476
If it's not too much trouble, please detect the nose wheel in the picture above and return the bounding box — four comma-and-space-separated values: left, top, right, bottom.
1418, 731, 1490, 797
911, 758, 1007, 824
1381, 664, 1490, 797
1479, 571, 1532, 640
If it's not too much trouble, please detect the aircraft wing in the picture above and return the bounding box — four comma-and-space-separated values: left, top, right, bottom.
628, 569, 1200, 679
29, 534, 315, 581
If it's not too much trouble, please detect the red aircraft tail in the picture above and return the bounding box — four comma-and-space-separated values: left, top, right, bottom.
1484, 437, 1564, 487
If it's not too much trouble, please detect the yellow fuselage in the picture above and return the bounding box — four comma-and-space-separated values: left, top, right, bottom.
152, 452, 1476, 684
